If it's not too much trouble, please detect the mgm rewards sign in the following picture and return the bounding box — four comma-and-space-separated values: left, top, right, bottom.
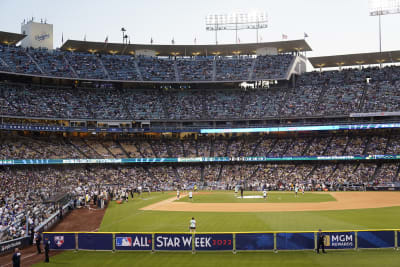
324, 232, 355, 249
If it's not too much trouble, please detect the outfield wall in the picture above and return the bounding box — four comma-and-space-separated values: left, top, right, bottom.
43, 230, 398, 252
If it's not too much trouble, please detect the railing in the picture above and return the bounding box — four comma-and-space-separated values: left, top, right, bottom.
1, 154, 400, 166
34, 201, 74, 233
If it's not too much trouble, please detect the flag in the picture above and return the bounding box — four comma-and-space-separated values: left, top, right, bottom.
105, 36, 108, 43
61, 32, 64, 44
150, 37, 153, 44
194, 38, 197, 45
282, 34, 288, 40
84, 34, 86, 41
171, 37, 175, 45
304, 32, 309, 38
238, 38, 240, 43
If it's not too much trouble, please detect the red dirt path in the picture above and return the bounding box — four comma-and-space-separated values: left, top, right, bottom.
0, 205, 106, 267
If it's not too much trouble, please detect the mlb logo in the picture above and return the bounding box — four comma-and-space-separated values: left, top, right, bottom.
116, 237, 132, 247
54, 236, 64, 247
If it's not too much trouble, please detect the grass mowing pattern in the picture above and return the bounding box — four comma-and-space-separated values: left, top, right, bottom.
35, 191, 400, 266
34, 250, 400, 267
99, 192, 400, 233
175, 191, 336, 203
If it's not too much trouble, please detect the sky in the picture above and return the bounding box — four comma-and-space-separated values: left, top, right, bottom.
0, 0, 399, 57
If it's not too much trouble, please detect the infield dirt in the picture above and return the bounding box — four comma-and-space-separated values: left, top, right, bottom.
141, 192, 400, 212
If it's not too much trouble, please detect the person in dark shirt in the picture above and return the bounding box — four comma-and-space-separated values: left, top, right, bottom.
29, 227, 35, 245
35, 232, 42, 254
12, 248, 21, 267
44, 237, 50, 263
317, 229, 326, 253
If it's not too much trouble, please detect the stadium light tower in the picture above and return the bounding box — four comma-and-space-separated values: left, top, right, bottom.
369, 0, 400, 52
205, 12, 268, 45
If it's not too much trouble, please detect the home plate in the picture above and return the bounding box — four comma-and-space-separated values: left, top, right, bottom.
236, 196, 264, 199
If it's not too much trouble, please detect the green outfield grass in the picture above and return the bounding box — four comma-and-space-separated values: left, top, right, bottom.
176, 191, 336, 203
33, 249, 400, 267
98, 191, 400, 233
35, 191, 400, 266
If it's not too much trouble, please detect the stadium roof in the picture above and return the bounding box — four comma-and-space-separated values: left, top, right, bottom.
60, 39, 312, 56
0, 31, 26, 45
309, 50, 400, 68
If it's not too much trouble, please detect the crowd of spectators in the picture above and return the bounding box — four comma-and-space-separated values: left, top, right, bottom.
1, 130, 400, 241
1, 132, 400, 160
1, 68, 400, 120
0, 45, 293, 81
1, 160, 398, 241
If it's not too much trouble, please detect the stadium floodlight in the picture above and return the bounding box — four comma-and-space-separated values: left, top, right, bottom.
205, 12, 268, 44
369, 0, 400, 52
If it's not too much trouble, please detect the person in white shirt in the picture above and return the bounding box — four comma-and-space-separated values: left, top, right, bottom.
189, 217, 196, 232
189, 191, 193, 201
177, 189, 180, 200
263, 189, 267, 200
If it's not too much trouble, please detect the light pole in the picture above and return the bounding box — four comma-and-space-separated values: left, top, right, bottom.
121, 27, 126, 44
369, 0, 400, 53
205, 12, 268, 45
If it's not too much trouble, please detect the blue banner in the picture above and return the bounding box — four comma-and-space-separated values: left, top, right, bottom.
277, 232, 315, 250
358, 231, 395, 248
44, 233, 76, 250
323, 232, 355, 249
154, 234, 192, 251
200, 123, 400, 134
235, 233, 274, 251
194, 234, 233, 251
78, 233, 113, 250
1, 154, 400, 166
115, 233, 152, 251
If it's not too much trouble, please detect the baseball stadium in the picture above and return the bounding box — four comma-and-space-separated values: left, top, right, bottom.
1, 0, 400, 266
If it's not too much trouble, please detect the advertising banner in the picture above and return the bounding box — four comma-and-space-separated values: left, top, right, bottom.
0, 237, 30, 255
358, 231, 395, 248
276, 232, 315, 250
194, 234, 233, 251
154, 234, 192, 251
322, 232, 355, 249
235, 233, 274, 251
115, 233, 152, 251
77, 233, 113, 250
44, 233, 76, 250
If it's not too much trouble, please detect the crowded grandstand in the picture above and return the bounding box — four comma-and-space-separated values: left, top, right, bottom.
1, 26, 400, 248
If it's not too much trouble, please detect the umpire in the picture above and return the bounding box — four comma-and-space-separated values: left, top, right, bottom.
317, 229, 326, 253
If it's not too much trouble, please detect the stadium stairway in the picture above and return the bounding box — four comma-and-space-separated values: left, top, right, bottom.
248, 58, 257, 80
98, 57, 111, 80
212, 59, 216, 81
26, 51, 45, 74
0, 56, 10, 69
173, 61, 179, 82
357, 84, 369, 112
62, 54, 78, 78
133, 60, 143, 81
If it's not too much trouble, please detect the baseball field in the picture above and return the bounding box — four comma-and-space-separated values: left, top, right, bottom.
33, 191, 400, 266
